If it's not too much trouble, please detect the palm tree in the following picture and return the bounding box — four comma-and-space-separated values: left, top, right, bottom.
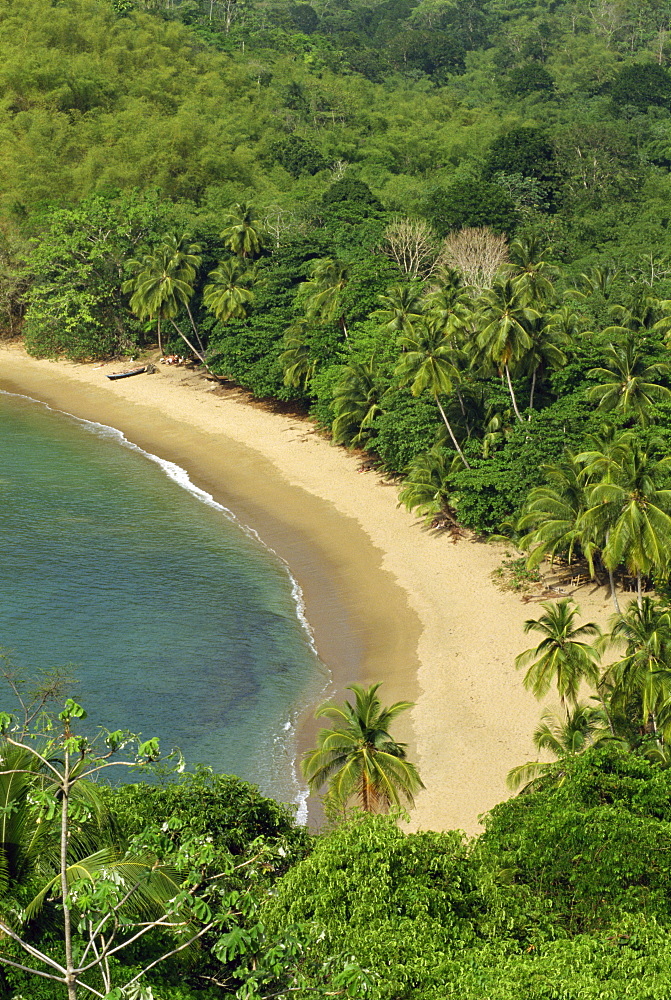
123, 236, 208, 366
474, 276, 540, 422
220, 202, 264, 259
507, 703, 610, 792
507, 233, 556, 305
523, 312, 568, 412
203, 258, 255, 322
301, 683, 424, 814
603, 597, 671, 737
515, 599, 602, 712
300, 257, 349, 338
280, 320, 315, 390
587, 338, 671, 425
582, 445, 671, 608
373, 283, 424, 338
395, 315, 471, 468
517, 456, 598, 575
331, 359, 385, 446
397, 446, 456, 525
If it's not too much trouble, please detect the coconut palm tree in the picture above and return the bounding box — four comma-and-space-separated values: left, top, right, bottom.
515, 599, 602, 712
220, 202, 264, 259
302, 683, 423, 814
397, 446, 456, 525
603, 597, 671, 737
203, 258, 255, 322
123, 236, 208, 365
517, 456, 598, 575
373, 283, 424, 338
474, 276, 540, 422
507, 233, 556, 305
523, 312, 568, 412
582, 445, 671, 608
395, 315, 471, 468
506, 703, 611, 792
300, 257, 349, 338
280, 320, 315, 390
587, 338, 671, 426
331, 358, 385, 446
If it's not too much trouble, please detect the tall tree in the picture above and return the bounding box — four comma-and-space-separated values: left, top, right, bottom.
604, 597, 671, 736
220, 202, 265, 260
302, 683, 423, 814
587, 338, 671, 425
300, 257, 350, 338
123, 234, 207, 364
474, 276, 540, 422
395, 315, 471, 468
203, 257, 255, 322
582, 445, 671, 608
515, 599, 602, 712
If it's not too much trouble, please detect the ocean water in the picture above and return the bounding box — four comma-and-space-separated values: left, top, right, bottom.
0, 390, 329, 817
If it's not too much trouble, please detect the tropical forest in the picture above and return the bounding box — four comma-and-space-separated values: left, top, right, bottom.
6, 0, 671, 996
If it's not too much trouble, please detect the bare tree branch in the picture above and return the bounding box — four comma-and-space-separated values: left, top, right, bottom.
437, 227, 509, 291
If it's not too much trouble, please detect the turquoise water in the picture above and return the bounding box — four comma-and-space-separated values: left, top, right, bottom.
0, 390, 328, 815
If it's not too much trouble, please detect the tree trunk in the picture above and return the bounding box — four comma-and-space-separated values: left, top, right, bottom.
637, 571, 643, 610
169, 319, 213, 373
528, 367, 537, 415
435, 396, 471, 469
157, 315, 162, 355
185, 302, 206, 354
505, 364, 524, 422
608, 566, 621, 614
61, 752, 77, 1000
361, 772, 371, 812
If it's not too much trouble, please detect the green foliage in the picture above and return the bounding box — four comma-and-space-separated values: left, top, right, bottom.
425, 180, 519, 237
611, 62, 671, 110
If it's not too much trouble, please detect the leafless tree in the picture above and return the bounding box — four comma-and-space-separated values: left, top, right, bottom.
437, 226, 509, 291
381, 216, 440, 278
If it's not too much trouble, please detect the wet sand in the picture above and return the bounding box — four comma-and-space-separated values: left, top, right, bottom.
0, 344, 616, 834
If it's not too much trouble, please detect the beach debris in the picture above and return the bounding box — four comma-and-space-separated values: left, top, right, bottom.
160, 354, 195, 366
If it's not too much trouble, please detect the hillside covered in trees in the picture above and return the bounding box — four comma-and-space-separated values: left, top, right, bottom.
6, 0, 671, 598
6, 3, 671, 998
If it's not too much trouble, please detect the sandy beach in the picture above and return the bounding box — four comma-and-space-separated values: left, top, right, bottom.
0, 343, 617, 834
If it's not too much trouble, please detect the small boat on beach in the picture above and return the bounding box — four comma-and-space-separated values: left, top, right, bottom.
106, 365, 148, 381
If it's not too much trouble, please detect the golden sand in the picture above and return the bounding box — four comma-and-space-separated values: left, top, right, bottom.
0, 344, 617, 833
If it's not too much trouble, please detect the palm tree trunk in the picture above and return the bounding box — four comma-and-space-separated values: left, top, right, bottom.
637, 571, 643, 610
185, 302, 206, 354
157, 315, 162, 355
608, 567, 621, 613
361, 773, 371, 812
61, 752, 77, 1000
435, 396, 471, 469
169, 319, 213, 373
505, 364, 525, 422
528, 367, 537, 416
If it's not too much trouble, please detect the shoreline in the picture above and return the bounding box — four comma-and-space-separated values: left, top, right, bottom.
0, 344, 616, 834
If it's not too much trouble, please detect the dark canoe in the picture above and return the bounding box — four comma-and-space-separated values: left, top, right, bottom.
106, 366, 147, 381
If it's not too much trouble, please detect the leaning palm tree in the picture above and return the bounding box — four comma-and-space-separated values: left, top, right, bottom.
220, 202, 265, 259
507, 703, 611, 792
587, 338, 671, 426
280, 320, 315, 390
397, 446, 456, 525
203, 258, 255, 322
515, 599, 602, 712
123, 236, 208, 365
474, 276, 540, 422
302, 683, 424, 814
395, 315, 471, 468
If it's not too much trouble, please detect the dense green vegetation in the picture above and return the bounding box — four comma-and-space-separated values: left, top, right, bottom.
9, 4, 671, 993
7, 659, 671, 1000
7, 0, 671, 593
